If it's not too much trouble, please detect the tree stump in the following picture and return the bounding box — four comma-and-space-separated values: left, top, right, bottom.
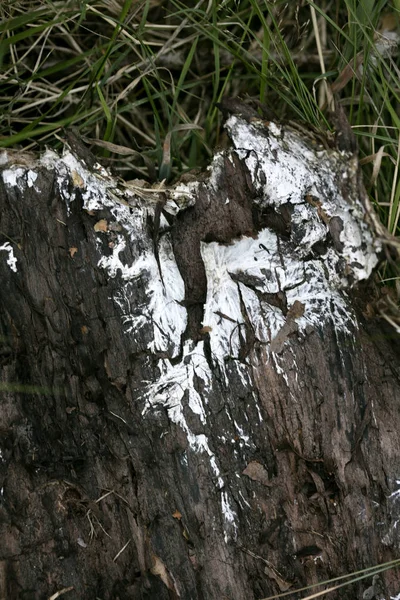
0, 111, 399, 600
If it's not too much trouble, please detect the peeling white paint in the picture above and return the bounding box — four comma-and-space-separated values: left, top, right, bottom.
0, 242, 17, 272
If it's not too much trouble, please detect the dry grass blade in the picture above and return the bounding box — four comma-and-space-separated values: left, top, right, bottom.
259, 558, 400, 600
309, 4, 333, 109
388, 132, 400, 234
47, 587, 74, 600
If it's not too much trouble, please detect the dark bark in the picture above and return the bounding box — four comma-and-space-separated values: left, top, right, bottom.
0, 116, 399, 600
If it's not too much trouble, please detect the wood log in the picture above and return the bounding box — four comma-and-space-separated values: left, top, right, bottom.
0, 111, 399, 600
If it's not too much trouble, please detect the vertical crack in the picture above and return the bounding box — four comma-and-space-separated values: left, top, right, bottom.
171, 152, 256, 341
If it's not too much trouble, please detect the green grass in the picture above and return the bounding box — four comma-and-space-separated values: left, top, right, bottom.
0, 0, 399, 303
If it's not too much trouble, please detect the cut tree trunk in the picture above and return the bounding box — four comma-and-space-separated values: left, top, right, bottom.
0, 110, 400, 600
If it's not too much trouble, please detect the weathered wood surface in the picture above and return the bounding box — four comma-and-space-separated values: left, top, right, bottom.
0, 113, 400, 600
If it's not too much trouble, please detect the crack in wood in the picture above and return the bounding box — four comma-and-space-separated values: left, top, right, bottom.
171, 152, 255, 342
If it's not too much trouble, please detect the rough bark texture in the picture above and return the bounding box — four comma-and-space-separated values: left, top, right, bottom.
0, 113, 400, 600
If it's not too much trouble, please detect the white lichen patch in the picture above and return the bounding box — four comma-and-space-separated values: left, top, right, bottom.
27, 170, 38, 189
389, 480, 400, 500
167, 181, 198, 213
142, 341, 210, 436
201, 226, 356, 367
2, 167, 27, 188
381, 480, 400, 548
0, 242, 18, 272
226, 115, 380, 283
221, 490, 238, 543
55, 151, 189, 356
1, 150, 191, 356
98, 230, 186, 355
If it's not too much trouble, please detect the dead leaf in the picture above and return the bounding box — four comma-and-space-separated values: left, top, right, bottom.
150, 554, 176, 592
94, 219, 108, 232
199, 326, 212, 334
379, 12, 399, 32
331, 52, 364, 94
71, 170, 84, 188
286, 300, 305, 320
172, 510, 182, 520
359, 147, 396, 187
84, 138, 140, 156
264, 565, 292, 592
